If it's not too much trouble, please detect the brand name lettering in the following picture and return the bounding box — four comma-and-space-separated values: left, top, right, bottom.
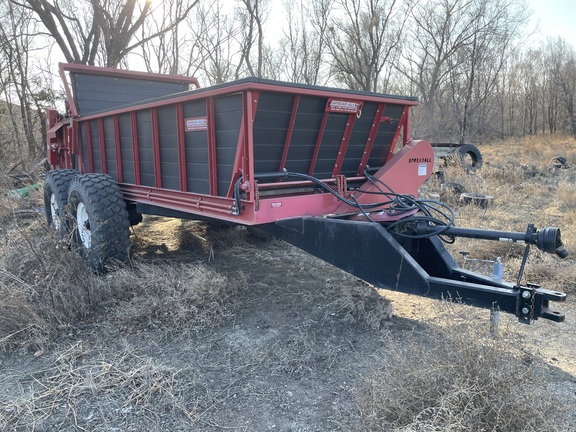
330, 100, 360, 111
408, 157, 432, 163
184, 117, 208, 131
327, 99, 362, 113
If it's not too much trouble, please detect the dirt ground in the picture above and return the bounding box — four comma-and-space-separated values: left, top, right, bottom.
1, 214, 575, 431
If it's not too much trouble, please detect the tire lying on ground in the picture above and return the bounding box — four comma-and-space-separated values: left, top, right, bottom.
439, 182, 468, 205
440, 181, 468, 197
552, 156, 568, 169
68, 173, 131, 271
458, 143, 483, 171
43, 169, 77, 239
460, 192, 493, 209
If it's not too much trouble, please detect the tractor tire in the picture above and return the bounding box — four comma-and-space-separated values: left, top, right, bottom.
43, 169, 77, 239
68, 173, 131, 271
458, 144, 483, 171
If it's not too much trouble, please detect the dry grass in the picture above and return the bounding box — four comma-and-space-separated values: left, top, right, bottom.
0, 208, 247, 352
107, 262, 246, 333
326, 284, 393, 331
354, 311, 571, 432
0, 220, 111, 350
0, 341, 199, 430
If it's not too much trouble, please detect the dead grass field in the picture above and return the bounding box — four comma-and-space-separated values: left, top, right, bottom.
0, 135, 575, 431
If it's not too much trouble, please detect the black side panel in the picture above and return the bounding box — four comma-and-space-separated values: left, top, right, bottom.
79, 122, 89, 172
103, 117, 117, 181
252, 91, 293, 173
158, 105, 179, 191
119, 113, 135, 184
71, 73, 190, 116
215, 93, 243, 197
312, 113, 348, 178
341, 102, 378, 175
284, 96, 326, 174
250, 94, 398, 180
137, 110, 154, 187
368, 104, 404, 167
183, 100, 210, 195
90, 120, 102, 172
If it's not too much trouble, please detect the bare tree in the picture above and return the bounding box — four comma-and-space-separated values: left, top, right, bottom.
188, 0, 240, 84
277, 0, 331, 85
138, 0, 204, 76
9, 0, 198, 67
401, 0, 480, 138
510, 49, 546, 135
0, 1, 48, 160
235, 0, 269, 78
444, 0, 530, 143
546, 37, 576, 133
326, 0, 412, 92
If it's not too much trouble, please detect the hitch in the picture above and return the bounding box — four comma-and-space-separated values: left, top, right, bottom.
262, 217, 567, 324
408, 220, 567, 324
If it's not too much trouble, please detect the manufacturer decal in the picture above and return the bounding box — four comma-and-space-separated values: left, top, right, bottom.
408, 157, 433, 163
184, 116, 208, 132
326, 98, 363, 114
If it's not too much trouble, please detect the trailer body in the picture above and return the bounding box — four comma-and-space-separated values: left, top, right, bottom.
48, 63, 429, 224
44, 63, 567, 324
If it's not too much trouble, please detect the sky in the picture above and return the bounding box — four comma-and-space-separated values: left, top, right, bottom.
526, 0, 576, 48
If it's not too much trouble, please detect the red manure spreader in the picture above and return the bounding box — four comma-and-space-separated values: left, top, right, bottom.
45, 63, 568, 324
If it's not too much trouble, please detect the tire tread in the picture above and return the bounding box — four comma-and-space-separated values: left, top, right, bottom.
68, 173, 131, 271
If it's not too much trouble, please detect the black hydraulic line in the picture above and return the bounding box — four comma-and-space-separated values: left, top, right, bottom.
252, 171, 563, 255
252, 170, 393, 209
251, 170, 457, 241
253, 169, 289, 180
233, 177, 242, 215
351, 194, 376, 223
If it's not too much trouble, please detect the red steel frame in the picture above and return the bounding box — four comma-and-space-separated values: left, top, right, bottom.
49, 63, 424, 226
98, 118, 107, 174
332, 112, 357, 177
130, 112, 141, 185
